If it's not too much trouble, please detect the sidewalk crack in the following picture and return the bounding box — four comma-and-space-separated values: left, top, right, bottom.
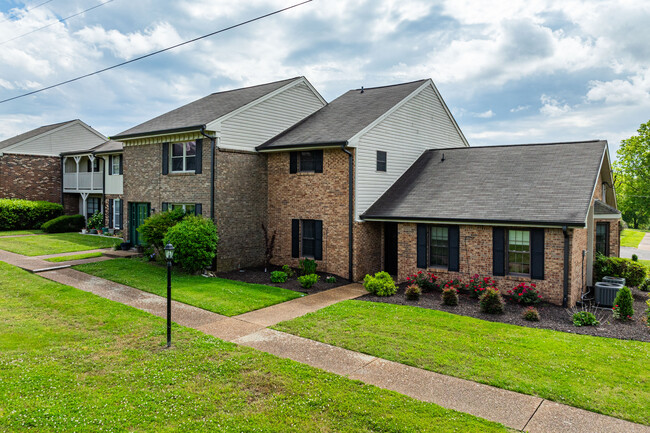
522, 399, 544, 431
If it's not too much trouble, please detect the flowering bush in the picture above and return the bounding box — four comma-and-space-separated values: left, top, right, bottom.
479, 287, 504, 314
442, 287, 459, 306
406, 271, 440, 292
405, 284, 421, 301
505, 282, 542, 305
522, 306, 540, 322
467, 275, 496, 298
612, 286, 634, 321
442, 279, 463, 292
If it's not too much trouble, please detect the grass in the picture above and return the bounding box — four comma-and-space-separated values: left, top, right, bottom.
74, 258, 303, 316
44, 252, 104, 263
0, 262, 507, 432
0, 233, 117, 256
0, 229, 43, 236
274, 300, 650, 425
621, 229, 648, 248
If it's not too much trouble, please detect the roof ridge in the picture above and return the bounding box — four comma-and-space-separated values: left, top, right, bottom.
347, 78, 428, 93
208, 76, 301, 96
426, 140, 607, 152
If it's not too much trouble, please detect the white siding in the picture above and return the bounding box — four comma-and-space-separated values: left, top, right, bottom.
102, 155, 123, 195
355, 84, 467, 218
219, 82, 325, 151
5, 122, 106, 156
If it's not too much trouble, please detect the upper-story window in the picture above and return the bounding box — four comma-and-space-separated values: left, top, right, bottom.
377, 151, 387, 172
111, 155, 121, 175
507, 229, 530, 275
289, 150, 323, 174
171, 142, 196, 172
87, 158, 100, 172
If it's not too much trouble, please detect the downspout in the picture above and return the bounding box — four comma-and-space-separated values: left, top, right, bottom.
341, 143, 353, 281
101, 155, 106, 227
60, 157, 65, 210
200, 127, 218, 271
562, 226, 570, 308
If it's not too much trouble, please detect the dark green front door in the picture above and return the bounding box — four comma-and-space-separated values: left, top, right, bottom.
129, 202, 150, 246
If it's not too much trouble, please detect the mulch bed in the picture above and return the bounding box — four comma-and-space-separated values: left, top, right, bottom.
216, 266, 351, 295
359, 285, 650, 343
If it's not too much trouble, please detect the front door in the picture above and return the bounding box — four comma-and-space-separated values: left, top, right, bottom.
129, 202, 150, 246
384, 222, 398, 275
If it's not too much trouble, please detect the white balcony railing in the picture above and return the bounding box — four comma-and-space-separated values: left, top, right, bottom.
63, 172, 103, 192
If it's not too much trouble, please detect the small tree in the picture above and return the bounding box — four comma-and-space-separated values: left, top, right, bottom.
612, 286, 634, 321
164, 215, 218, 274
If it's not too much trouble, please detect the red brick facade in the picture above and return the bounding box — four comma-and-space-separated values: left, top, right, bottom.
0, 154, 62, 204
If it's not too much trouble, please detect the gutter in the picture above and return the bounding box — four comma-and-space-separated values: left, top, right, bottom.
200, 126, 218, 271
111, 125, 205, 141
361, 215, 586, 229
562, 225, 569, 308
340, 143, 354, 281
60, 157, 64, 209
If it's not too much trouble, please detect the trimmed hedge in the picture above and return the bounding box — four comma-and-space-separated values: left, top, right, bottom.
164, 215, 218, 274
41, 214, 86, 233
0, 199, 63, 230
594, 253, 647, 287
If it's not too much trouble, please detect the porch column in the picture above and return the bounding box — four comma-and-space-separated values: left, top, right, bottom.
73, 156, 81, 190
88, 155, 95, 191
586, 203, 595, 286
81, 192, 89, 224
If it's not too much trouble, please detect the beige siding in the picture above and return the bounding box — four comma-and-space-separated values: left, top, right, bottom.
355, 84, 467, 218
219, 82, 324, 151
4, 122, 106, 156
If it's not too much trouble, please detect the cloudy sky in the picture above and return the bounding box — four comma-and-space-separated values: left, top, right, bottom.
0, 0, 648, 159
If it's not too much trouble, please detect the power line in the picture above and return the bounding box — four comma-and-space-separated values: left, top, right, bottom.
0, 0, 312, 104
0, 0, 115, 46
0, 0, 56, 25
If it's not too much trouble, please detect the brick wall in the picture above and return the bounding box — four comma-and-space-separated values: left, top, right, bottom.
0, 154, 62, 204
353, 221, 382, 280
397, 223, 583, 306
103, 194, 124, 231
62, 193, 79, 215
569, 227, 588, 305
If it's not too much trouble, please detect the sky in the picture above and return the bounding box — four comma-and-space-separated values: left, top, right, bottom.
0, 0, 649, 159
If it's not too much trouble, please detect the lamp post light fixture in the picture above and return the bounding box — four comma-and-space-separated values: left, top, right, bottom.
164, 242, 175, 348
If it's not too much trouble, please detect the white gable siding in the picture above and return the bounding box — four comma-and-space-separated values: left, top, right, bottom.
355, 84, 466, 219
219, 82, 325, 151
5, 122, 106, 156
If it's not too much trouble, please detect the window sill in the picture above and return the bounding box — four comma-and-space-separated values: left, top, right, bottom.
168, 171, 195, 176
296, 171, 316, 176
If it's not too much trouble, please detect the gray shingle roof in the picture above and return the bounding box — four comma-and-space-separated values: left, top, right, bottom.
594, 199, 621, 215
362, 140, 609, 226
61, 140, 123, 156
257, 79, 427, 150
0, 120, 77, 151
113, 77, 301, 139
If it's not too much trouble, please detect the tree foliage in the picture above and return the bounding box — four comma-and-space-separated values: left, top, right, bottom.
614, 120, 650, 228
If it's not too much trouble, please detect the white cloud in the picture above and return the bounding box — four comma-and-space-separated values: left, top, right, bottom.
510, 105, 529, 112
586, 70, 650, 105
475, 110, 495, 118
539, 94, 571, 116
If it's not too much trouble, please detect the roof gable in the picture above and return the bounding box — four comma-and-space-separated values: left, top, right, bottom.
0, 120, 77, 151
0, 120, 107, 156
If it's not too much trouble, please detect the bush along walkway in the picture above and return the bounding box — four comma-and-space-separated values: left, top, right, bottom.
27, 265, 648, 433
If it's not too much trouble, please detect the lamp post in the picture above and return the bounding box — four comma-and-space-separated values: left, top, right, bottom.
164, 242, 175, 348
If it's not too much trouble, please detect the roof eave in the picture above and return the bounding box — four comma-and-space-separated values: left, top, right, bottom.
256, 141, 348, 152
360, 215, 586, 228
111, 125, 206, 141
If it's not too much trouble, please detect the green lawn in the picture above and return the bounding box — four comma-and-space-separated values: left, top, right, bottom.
0, 233, 117, 256
74, 258, 303, 316
621, 229, 648, 248
274, 301, 650, 425
0, 262, 507, 432
44, 252, 104, 263
0, 229, 43, 237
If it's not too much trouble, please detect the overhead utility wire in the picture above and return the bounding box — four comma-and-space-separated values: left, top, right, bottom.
0, 0, 312, 104
0, 0, 56, 25
0, 0, 115, 45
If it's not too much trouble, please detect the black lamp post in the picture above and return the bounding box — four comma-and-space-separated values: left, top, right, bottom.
164, 242, 175, 348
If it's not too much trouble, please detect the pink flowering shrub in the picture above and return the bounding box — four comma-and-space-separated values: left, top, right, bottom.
442, 279, 463, 292
479, 287, 505, 314
467, 274, 496, 298
505, 282, 542, 305
442, 287, 459, 306
406, 271, 440, 292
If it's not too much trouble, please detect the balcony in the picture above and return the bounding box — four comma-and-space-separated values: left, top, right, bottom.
63, 172, 103, 193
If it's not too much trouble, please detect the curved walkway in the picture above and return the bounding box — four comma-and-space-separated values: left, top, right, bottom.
621, 232, 650, 260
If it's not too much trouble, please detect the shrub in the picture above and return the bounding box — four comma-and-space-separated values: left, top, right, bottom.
443, 279, 464, 293
466, 274, 496, 298
405, 284, 421, 301
41, 214, 85, 233
479, 287, 504, 314
325, 276, 337, 284
299, 258, 317, 275
522, 306, 540, 321
505, 282, 542, 305
442, 287, 459, 306
138, 208, 185, 255
270, 271, 288, 283
0, 198, 63, 230
594, 253, 647, 287
164, 215, 218, 274
363, 271, 397, 297
645, 298, 650, 328
632, 254, 639, 262
298, 273, 319, 289
282, 264, 295, 278
612, 286, 634, 321
572, 311, 600, 327
87, 212, 104, 230
406, 271, 440, 292
639, 278, 650, 292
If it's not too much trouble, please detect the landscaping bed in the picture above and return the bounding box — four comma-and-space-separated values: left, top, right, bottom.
360, 284, 650, 342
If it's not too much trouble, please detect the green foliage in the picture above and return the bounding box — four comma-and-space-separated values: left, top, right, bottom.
363, 271, 397, 296
645, 298, 650, 327
299, 258, 317, 275
615, 120, 650, 229
137, 208, 185, 253
298, 273, 319, 289
0, 198, 63, 230
572, 311, 600, 327
282, 264, 295, 278
612, 286, 634, 321
87, 212, 104, 230
406, 271, 440, 292
505, 282, 541, 305
479, 287, 505, 314
522, 306, 540, 322
594, 253, 647, 287
639, 278, 650, 292
164, 216, 218, 274
405, 284, 421, 301
270, 271, 288, 283
41, 214, 85, 233
325, 276, 337, 284
442, 287, 459, 306
467, 274, 496, 298
632, 254, 639, 261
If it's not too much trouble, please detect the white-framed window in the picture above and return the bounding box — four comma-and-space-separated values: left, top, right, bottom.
111, 155, 121, 175
113, 199, 121, 229
170, 142, 196, 172
171, 203, 195, 214
507, 229, 530, 275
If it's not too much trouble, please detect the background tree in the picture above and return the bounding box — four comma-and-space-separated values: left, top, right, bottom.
614, 120, 650, 229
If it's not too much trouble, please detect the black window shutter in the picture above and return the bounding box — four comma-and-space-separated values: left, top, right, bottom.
195, 203, 202, 216
119, 154, 123, 175
162, 143, 169, 175
531, 228, 545, 280
161, 202, 168, 212
314, 220, 323, 260
87, 159, 91, 172
289, 152, 297, 173
108, 155, 113, 175
108, 199, 113, 228
314, 150, 323, 173
195, 139, 203, 174
291, 219, 300, 258
118, 199, 123, 229
493, 227, 505, 276
448, 225, 460, 272
417, 224, 427, 268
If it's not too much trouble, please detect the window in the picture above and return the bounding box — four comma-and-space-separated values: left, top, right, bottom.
300, 151, 315, 172
302, 220, 317, 257
377, 151, 387, 172
292, 219, 322, 260
596, 222, 609, 256
113, 199, 121, 229
507, 229, 530, 275
170, 142, 196, 172
290, 150, 323, 174
111, 155, 121, 175
171, 203, 196, 214
429, 226, 448, 267
87, 158, 100, 172
86, 197, 100, 219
